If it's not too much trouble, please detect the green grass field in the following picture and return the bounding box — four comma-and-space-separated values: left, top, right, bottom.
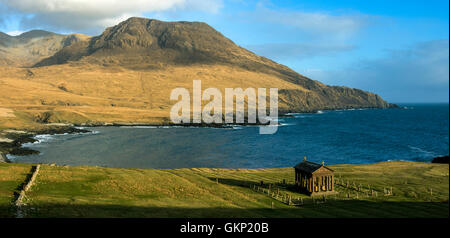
0, 161, 448, 218
0, 163, 33, 217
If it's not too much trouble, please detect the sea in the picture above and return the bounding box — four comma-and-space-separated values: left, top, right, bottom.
9, 103, 449, 169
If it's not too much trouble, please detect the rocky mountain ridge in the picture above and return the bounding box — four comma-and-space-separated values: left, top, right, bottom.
0, 30, 89, 67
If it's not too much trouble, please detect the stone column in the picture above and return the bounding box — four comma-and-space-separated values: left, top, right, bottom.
330, 176, 334, 191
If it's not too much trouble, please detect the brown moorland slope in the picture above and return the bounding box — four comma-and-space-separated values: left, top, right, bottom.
0, 17, 394, 129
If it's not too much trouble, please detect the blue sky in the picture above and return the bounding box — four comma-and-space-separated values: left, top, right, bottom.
0, 0, 448, 102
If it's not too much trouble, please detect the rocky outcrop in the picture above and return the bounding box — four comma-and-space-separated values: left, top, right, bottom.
278, 87, 393, 112
0, 127, 89, 157
0, 152, 9, 163
432, 155, 449, 164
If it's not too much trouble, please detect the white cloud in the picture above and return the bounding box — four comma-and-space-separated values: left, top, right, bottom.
6, 30, 24, 36
0, 0, 223, 34
247, 43, 356, 60
248, 8, 370, 40
306, 40, 450, 102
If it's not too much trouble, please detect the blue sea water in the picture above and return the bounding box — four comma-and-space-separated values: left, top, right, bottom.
11, 103, 449, 169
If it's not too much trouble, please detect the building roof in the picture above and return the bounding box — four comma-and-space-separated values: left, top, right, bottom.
294, 160, 333, 174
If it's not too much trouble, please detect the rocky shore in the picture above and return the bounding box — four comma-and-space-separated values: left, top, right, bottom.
0, 126, 89, 159
0, 120, 274, 160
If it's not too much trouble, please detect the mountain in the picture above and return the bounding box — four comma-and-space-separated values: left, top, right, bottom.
35, 18, 295, 72
0, 30, 90, 67
0, 17, 394, 128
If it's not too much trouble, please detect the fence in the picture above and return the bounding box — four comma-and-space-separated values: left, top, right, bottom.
334, 177, 393, 198
250, 177, 397, 206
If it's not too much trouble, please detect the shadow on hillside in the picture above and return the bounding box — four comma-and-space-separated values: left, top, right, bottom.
0, 206, 16, 218
1, 200, 448, 218
207, 177, 298, 192
207, 177, 259, 188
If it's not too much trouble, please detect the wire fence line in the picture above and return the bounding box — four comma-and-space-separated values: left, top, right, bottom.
209, 173, 441, 207
246, 176, 440, 207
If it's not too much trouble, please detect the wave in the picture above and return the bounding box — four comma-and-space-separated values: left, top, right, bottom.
23, 130, 99, 147
285, 113, 318, 119
5, 154, 18, 162
23, 134, 54, 146
119, 126, 160, 129
229, 122, 295, 130
408, 145, 436, 157
119, 125, 215, 129
278, 123, 295, 126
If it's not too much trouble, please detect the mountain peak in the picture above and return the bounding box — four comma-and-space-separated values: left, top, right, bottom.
17, 30, 60, 39
34, 17, 249, 68
0, 29, 89, 67
90, 17, 231, 51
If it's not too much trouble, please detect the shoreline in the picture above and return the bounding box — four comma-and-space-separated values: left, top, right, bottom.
0, 121, 273, 158
0, 126, 90, 157
0, 106, 412, 163
3, 159, 444, 171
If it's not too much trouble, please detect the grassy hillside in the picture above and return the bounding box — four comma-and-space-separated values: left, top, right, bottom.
0, 163, 33, 217
0, 161, 448, 218
0, 64, 303, 129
